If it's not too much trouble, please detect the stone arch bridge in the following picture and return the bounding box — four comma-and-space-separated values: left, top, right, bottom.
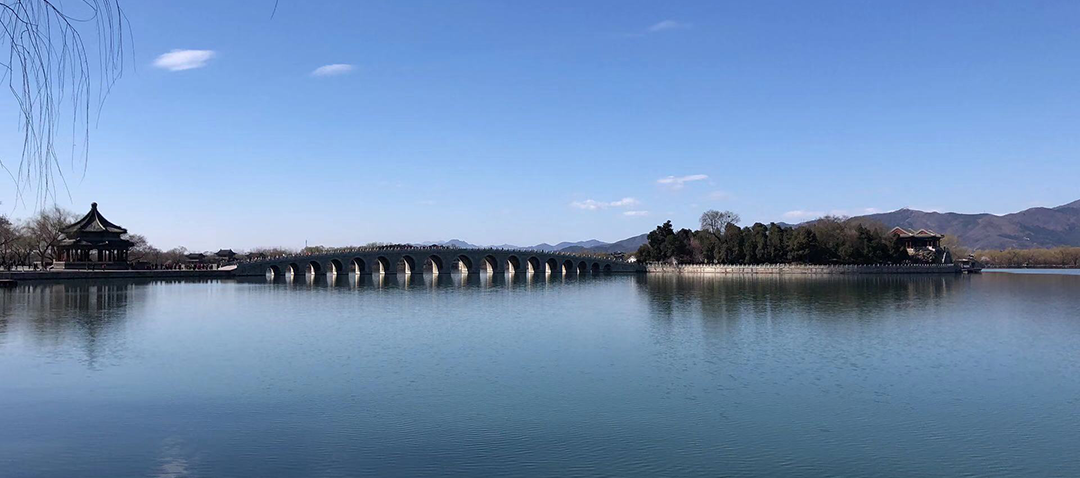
232, 246, 642, 278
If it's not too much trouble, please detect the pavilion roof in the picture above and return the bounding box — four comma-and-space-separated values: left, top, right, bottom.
62, 202, 128, 235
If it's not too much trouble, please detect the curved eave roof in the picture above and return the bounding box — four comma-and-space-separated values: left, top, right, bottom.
62, 203, 128, 235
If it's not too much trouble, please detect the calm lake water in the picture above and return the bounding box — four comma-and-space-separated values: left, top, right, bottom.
2, 271, 1079, 477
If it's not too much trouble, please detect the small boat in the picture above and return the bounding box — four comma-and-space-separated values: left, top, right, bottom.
957, 256, 984, 273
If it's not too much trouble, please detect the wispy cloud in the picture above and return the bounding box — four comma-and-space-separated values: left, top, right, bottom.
570, 197, 640, 211
311, 63, 355, 77
707, 190, 733, 201
782, 210, 825, 221
623, 210, 650, 217
570, 200, 606, 211
648, 20, 691, 33
153, 49, 215, 71
657, 174, 708, 190
609, 197, 640, 207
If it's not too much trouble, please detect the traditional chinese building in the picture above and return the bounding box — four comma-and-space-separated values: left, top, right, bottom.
890, 227, 943, 255
53, 203, 134, 270
215, 249, 237, 262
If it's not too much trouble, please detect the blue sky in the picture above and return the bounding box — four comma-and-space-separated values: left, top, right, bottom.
2, 0, 1079, 250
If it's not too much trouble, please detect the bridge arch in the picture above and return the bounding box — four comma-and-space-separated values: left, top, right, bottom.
425, 254, 445, 275
481, 255, 499, 274
527, 257, 541, 274
267, 265, 282, 279
545, 258, 559, 275
328, 259, 344, 275
287, 263, 301, 277
562, 259, 574, 274
374, 256, 391, 275
577, 261, 588, 274
506, 255, 521, 274
455, 255, 474, 274
351, 257, 367, 275
591, 262, 600, 274
604, 264, 612, 273
308, 261, 323, 276
397, 255, 417, 275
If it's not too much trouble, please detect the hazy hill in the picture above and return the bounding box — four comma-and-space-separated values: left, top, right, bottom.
421, 200, 1080, 253
854, 199, 1080, 250
423, 234, 648, 254
558, 234, 649, 254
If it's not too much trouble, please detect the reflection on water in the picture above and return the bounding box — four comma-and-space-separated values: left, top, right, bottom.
0, 281, 137, 370
264, 270, 615, 292
640, 273, 961, 321
1, 272, 1079, 477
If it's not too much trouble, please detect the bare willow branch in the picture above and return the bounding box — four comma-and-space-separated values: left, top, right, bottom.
0, 0, 129, 208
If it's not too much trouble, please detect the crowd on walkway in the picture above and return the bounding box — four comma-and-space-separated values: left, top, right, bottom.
238, 244, 626, 264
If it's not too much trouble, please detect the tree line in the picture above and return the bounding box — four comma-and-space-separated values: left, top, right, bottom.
0, 207, 179, 269
975, 247, 1080, 267
0, 209, 425, 269
635, 210, 919, 265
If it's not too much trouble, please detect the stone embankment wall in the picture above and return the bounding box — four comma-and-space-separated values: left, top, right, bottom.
645, 263, 959, 274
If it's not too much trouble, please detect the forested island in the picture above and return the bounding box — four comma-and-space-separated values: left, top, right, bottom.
635, 210, 942, 265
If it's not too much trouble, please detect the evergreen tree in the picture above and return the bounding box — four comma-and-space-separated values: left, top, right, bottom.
747, 223, 769, 264
647, 221, 677, 261
718, 223, 744, 263
673, 228, 695, 263
788, 227, 819, 263
766, 223, 786, 263
693, 231, 719, 263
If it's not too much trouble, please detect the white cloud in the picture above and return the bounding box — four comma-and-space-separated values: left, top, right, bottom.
824, 208, 881, 218
311, 63, 355, 77
570, 197, 640, 211
782, 210, 825, 221
570, 199, 606, 211
153, 49, 215, 71
707, 190, 733, 200
623, 210, 650, 217
657, 174, 708, 190
648, 20, 691, 33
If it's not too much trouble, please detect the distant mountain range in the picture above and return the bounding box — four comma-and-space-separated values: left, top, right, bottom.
849, 199, 1080, 250
419, 199, 1080, 253
414, 234, 648, 254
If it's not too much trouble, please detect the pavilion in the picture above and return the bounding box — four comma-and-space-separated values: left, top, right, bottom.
889, 227, 943, 255
53, 203, 134, 270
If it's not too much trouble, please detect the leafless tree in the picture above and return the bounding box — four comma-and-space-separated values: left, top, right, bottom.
124, 232, 159, 261
1, 1, 129, 205
26, 205, 74, 263
699, 210, 740, 234
8, 226, 34, 266
0, 214, 16, 264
